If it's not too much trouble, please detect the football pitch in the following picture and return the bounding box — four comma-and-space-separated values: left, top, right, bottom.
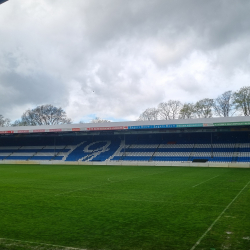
0, 165, 250, 250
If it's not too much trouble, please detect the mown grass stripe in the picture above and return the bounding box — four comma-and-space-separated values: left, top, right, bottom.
66, 195, 226, 206
55, 168, 176, 196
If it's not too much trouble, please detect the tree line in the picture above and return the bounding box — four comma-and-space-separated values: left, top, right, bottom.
138, 86, 250, 121
0, 104, 111, 127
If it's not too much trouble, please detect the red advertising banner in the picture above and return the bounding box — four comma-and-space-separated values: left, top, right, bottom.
0, 131, 14, 134
17, 130, 30, 133
33, 129, 46, 133
87, 126, 125, 131
72, 128, 80, 131
49, 129, 62, 132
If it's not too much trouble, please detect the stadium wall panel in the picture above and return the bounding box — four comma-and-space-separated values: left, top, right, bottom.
40, 161, 53, 165
121, 161, 138, 166
137, 162, 152, 166
171, 162, 191, 167
63, 161, 81, 165
190, 162, 209, 167
155, 162, 172, 166
209, 163, 229, 168
228, 163, 250, 168
107, 161, 122, 165
91, 162, 107, 165
78, 161, 93, 165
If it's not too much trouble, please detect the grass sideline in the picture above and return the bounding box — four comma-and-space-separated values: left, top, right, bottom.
0, 164, 250, 250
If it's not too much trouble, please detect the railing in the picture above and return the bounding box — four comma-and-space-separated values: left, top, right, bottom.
149, 143, 160, 162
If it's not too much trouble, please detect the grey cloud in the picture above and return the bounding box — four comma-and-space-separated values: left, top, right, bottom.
0, 72, 68, 117
71, 1, 250, 48
70, 0, 250, 72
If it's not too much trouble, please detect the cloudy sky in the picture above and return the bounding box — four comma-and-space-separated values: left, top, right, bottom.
0, 0, 250, 123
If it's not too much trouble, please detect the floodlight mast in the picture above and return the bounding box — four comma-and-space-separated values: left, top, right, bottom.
0, 0, 8, 5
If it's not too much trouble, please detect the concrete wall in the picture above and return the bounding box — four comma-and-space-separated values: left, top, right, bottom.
0, 160, 249, 168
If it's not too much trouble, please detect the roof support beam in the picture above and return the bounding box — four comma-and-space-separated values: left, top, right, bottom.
0, 0, 8, 5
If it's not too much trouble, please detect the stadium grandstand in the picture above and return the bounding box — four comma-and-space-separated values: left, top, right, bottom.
1, 116, 250, 167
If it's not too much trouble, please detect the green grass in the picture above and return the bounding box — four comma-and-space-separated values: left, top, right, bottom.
0, 164, 250, 250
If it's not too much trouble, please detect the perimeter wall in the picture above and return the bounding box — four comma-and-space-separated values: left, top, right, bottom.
0, 160, 249, 168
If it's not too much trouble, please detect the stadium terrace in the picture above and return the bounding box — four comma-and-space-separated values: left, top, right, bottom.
1, 116, 250, 167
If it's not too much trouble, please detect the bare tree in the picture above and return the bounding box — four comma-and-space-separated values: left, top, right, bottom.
158, 100, 183, 120
20, 104, 72, 126
12, 120, 29, 126
233, 86, 250, 116
137, 108, 159, 121
0, 115, 11, 127
90, 117, 111, 123
179, 103, 196, 119
194, 98, 214, 118
213, 91, 236, 117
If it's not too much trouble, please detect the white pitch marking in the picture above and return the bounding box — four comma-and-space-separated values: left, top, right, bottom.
0, 237, 87, 250
242, 236, 250, 240
190, 180, 250, 250
55, 169, 176, 196
192, 175, 220, 188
